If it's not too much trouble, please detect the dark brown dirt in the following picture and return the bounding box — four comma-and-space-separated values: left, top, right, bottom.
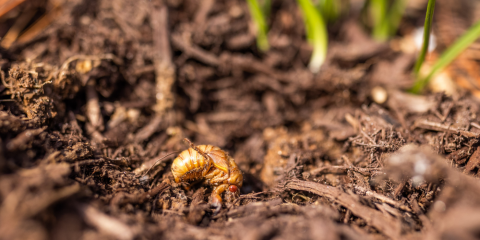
2, 0, 480, 239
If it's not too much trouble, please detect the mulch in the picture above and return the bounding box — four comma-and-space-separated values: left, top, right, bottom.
1, 0, 480, 239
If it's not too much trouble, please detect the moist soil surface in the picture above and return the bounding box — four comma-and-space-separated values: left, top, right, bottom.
1, 0, 480, 239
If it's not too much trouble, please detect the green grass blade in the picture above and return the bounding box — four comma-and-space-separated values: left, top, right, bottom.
412, 0, 436, 76
246, 0, 270, 51
317, 0, 340, 23
388, 0, 407, 36
262, 0, 271, 19
370, 0, 389, 41
411, 19, 480, 94
297, 0, 328, 73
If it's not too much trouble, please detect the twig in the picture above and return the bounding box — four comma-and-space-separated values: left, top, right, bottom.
354, 186, 412, 212
0, 0, 25, 19
171, 34, 220, 66
193, 0, 214, 24
161, 209, 185, 216
0, 8, 36, 49
77, 204, 134, 240
286, 179, 401, 240
434, 102, 453, 122
85, 80, 104, 144
352, 142, 386, 148
111, 182, 170, 207
151, 3, 175, 114
134, 115, 163, 142
471, 122, 480, 130
360, 130, 376, 144
231, 191, 269, 206
310, 165, 382, 176
16, 1, 63, 44
393, 180, 406, 198
413, 119, 479, 138
6, 126, 47, 151
409, 198, 432, 231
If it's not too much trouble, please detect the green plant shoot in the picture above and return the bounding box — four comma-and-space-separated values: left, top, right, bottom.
370, 0, 389, 41
388, 0, 407, 36
246, 0, 270, 51
297, 0, 328, 73
369, 0, 407, 41
410, 19, 480, 94
412, 0, 436, 77
317, 0, 340, 23
262, 0, 271, 19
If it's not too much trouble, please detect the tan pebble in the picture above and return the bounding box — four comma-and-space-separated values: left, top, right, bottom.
371, 86, 388, 104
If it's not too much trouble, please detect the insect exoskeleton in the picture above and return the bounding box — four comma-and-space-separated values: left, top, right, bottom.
171, 139, 243, 212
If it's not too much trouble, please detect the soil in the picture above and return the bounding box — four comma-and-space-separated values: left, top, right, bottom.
1, 0, 480, 239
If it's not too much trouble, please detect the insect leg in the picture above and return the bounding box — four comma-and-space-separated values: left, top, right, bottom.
209, 172, 229, 184
201, 155, 213, 177
182, 178, 203, 191
204, 168, 221, 180
183, 138, 209, 160
210, 184, 229, 214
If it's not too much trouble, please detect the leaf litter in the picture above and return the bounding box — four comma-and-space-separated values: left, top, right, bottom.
1, 0, 480, 239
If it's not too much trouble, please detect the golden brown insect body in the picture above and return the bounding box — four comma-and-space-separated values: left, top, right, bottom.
171, 140, 243, 212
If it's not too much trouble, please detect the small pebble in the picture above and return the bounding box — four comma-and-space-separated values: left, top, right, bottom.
371, 86, 388, 104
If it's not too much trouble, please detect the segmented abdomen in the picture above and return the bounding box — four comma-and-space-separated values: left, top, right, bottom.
171, 145, 219, 183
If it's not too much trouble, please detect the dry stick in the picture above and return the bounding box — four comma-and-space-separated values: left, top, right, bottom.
434, 102, 453, 122
309, 165, 382, 176
134, 115, 163, 142
151, 4, 175, 114
0, 138, 4, 171
286, 179, 401, 240
344, 209, 351, 223
86, 81, 102, 130
6, 126, 47, 151
77, 204, 134, 240
229, 54, 295, 83
111, 182, 170, 207
0, 0, 25, 18
470, 122, 480, 130
23, 184, 80, 219
393, 180, 407, 198
409, 198, 432, 232
171, 34, 221, 66
193, 0, 215, 24
359, 187, 412, 212
171, 34, 299, 85
85, 80, 104, 144
413, 119, 479, 138
360, 130, 376, 145
0, 8, 37, 49
16, 1, 63, 44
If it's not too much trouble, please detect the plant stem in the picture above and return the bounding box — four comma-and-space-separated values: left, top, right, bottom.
388, 0, 407, 36
246, 0, 270, 51
297, 0, 328, 73
318, 0, 340, 23
413, 0, 436, 76
262, 0, 271, 19
370, 0, 389, 41
411, 19, 480, 94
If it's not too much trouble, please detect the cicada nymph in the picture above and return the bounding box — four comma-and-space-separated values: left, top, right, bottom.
171, 138, 243, 212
